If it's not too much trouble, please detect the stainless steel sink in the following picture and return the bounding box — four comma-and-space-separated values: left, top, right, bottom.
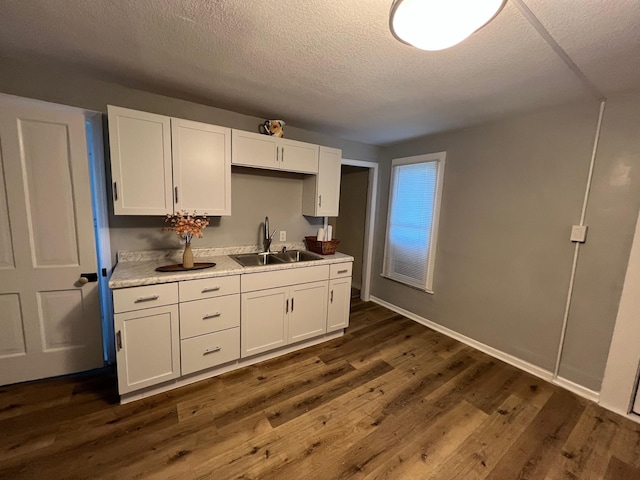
230, 253, 284, 267
272, 250, 323, 263
230, 250, 323, 267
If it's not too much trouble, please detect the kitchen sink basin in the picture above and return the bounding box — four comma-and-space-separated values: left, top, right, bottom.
229, 250, 323, 267
271, 250, 323, 263
230, 253, 283, 267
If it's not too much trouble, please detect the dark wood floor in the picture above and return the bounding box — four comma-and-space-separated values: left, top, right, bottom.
2, 299, 640, 479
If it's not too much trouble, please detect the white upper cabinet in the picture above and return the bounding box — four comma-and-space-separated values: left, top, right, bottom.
108, 106, 231, 216
278, 138, 319, 174
108, 106, 173, 215
302, 146, 342, 217
231, 130, 319, 174
171, 118, 231, 215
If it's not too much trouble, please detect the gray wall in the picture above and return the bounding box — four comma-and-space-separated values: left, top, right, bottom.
373, 95, 640, 391
0, 57, 380, 259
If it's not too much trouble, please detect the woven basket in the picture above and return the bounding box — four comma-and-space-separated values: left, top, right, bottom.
305, 236, 340, 255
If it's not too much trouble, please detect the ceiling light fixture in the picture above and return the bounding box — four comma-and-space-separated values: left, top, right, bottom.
389, 0, 507, 51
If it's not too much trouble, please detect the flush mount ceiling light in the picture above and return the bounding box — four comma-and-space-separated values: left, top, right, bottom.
389, 0, 507, 51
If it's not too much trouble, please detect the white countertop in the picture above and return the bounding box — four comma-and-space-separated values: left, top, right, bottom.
108, 250, 354, 289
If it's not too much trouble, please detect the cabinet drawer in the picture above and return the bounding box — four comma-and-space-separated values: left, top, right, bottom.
242, 265, 330, 292
179, 275, 240, 302
113, 283, 178, 313
330, 262, 353, 279
181, 328, 240, 375
180, 294, 240, 339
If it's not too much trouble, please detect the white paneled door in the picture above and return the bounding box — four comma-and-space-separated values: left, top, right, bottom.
0, 96, 103, 386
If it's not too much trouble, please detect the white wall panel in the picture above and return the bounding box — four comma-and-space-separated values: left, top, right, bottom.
38, 290, 85, 350
0, 148, 15, 269
19, 120, 79, 267
0, 293, 26, 357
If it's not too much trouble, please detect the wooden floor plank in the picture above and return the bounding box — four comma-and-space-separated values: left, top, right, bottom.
486, 389, 586, 480
426, 394, 542, 480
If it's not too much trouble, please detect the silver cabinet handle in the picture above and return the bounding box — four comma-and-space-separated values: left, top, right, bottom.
338, 269, 348, 274
116, 330, 123, 350
203, 346, 221, 355
203, 312, 221, 320
276, 146, 280, 162
319, 195, 322, 207
135, 295, 159, 303
202, 286, 220, 293
174, 186, 179, 204
286, 298, 289, 313
291, 297, 294, 312
282, 147, 284, 162
331, 290, 334, 303
113, 182, 119, 201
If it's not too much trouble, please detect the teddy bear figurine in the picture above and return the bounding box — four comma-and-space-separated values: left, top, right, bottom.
260, 119, 285, 138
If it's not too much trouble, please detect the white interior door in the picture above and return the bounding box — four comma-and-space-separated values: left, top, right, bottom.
0, 96, 103, 386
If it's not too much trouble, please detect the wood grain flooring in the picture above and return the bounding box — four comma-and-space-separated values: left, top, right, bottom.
2, 299, 640, 479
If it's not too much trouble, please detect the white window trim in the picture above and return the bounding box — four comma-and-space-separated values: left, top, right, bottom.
381, 151, 446, 294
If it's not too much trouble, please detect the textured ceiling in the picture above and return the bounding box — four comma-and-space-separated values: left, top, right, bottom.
0, 0, 638, 145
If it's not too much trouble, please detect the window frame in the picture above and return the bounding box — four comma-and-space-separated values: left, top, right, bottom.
381, 151, 446, 294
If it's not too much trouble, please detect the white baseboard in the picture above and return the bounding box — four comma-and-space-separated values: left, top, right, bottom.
554, 376, 600, 402
370, 296, 600, 404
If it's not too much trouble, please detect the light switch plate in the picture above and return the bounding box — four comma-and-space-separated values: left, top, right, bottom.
570, 225, 588, 243
280, 231, 286, 241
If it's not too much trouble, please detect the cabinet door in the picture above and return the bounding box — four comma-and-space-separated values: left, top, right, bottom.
327, 277, 351, 332
316, 146, 342, 216
114, 304, 180, 395
108, 106, 173, 215
231, 130, 278, 170
241, 287, 288, 357
288, 281, 328, 344
302, 146, 342, 217
280, 138, 319, 174
172, 119, 231, 215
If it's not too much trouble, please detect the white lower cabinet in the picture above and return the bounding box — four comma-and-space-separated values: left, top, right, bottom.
289, 281, 328, 343
241, 287, 289, 357
328, 277, 351, 332
327, 262, 352, 331
181, 327, 240, 376
112, 262, 352, 398
240, 265, 331, 358
240, 281, 328, 358
114, 304, 180, 395
179, 276, 241, 375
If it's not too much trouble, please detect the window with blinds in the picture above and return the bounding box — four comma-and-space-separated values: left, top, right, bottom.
382, 152, 446, 292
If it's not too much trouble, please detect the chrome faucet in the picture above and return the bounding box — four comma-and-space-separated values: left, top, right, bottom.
263, 216, 276, 253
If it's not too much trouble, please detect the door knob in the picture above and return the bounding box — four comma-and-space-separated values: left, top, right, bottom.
78, 273, 98, 286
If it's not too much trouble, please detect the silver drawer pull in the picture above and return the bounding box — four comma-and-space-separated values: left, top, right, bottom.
203, 312, 221, 320
201, 286, 220, 293
135, 295, 159, 303
203, 346, 221, 355
337, 269, 348, 274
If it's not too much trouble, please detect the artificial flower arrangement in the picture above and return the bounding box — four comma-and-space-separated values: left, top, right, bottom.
163, 211, 209, 269
164, 210, 209, 244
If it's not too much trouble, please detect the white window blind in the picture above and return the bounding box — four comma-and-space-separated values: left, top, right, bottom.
383, 152, 445, 292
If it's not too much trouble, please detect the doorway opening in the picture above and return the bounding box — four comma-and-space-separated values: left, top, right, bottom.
329, 159, 378, 301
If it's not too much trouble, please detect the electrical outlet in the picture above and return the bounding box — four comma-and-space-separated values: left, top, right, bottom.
280, 231, 286, 241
